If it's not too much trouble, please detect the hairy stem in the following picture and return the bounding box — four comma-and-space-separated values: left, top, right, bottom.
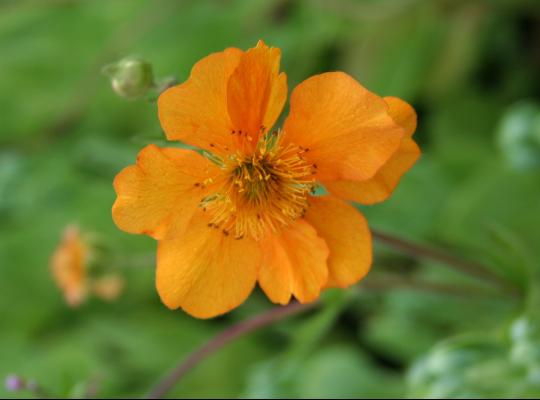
371, 228, 519, 295
144, 276, 508, 399
363, 275, 501, 298
144, 302, 316, 399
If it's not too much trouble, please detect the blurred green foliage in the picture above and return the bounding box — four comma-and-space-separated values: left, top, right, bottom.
1, 0, 540, 398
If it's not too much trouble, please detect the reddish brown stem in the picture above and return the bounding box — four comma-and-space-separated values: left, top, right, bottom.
371, 229, 518, 295
144, 302, 315, 399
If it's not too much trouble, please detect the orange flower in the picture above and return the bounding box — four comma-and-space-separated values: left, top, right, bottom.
112, 41, 420, 319
51, 225, 124, 306
51, 225, 88, 307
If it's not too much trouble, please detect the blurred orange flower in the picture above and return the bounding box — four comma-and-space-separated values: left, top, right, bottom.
112, 41, 419, 319
51, 225, 88, 307
51, 225, 124, 307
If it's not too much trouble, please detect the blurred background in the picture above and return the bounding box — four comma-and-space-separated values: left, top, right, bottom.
1, 0, 540, 398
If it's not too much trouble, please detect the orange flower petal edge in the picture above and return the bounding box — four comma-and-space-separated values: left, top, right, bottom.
113, 41, 419, 318
158, 40, 287, 155
156, 210, 260, 319
304, 196, 372, 288
258, 219, 329, 305
324, 96, 420, 204
227, 40, 288, 150
112, 145, 221, 240
157, 47, 243, 153
283, 72, 405, 182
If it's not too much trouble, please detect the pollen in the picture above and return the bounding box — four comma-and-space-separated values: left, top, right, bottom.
200, 131, 316, 240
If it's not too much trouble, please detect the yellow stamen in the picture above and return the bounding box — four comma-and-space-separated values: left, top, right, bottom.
200, 131, 315, 240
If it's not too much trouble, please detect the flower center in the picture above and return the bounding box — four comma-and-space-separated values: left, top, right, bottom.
200, 132, 316, 240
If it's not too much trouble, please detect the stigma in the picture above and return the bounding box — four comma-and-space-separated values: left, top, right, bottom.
199, 131, 316, 240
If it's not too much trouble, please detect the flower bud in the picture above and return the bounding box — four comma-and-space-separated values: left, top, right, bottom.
103, 57, 154, 99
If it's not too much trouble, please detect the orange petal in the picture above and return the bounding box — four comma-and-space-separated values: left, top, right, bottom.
50, 225, 87, 307
283, 72, 404, 181
112, 145, 220, 240
384, 96, 417, 137
227, 40, 287, 148
158, 47, 243, 153
324, 97, 420, 204
304, 196, 372, 288
156, 212, 260, 319
325, 139, 420, 204
258, 219, 329, 305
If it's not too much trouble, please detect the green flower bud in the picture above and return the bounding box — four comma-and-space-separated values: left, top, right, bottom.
102, 56, 154, 99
